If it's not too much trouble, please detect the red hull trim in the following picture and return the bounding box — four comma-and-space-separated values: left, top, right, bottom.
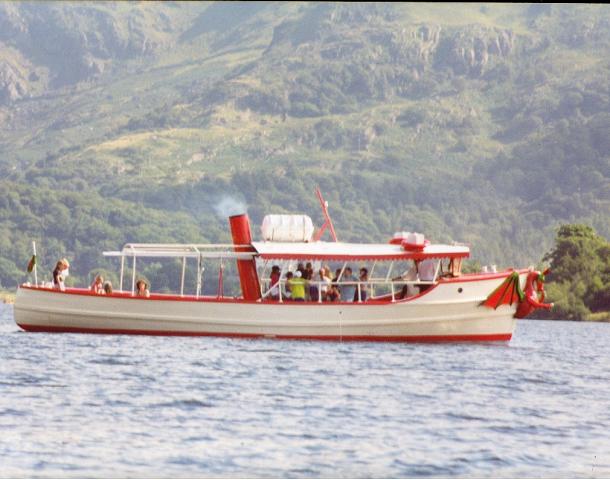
16, 323, 512, 343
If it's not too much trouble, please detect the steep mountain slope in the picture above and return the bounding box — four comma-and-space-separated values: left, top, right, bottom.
0, 2, 609, 289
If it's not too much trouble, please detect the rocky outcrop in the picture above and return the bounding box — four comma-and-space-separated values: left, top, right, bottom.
267, 9, 515, 80
386, 24, 442, 67
0, 60, 28, 104
441, 26, 515, 77
0, 3, 180, 100
0, 44, 42, 105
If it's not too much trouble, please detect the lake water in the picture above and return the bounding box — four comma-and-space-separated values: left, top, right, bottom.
1, 303, 610, 478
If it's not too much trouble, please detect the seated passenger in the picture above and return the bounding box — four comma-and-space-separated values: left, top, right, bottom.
103, 281, 113, 295
135, 279, 150, 298
326, 284, 340, 302
330, 268, 342, 300
90, 275, 104, 295
284, 272, 293, 300
288, 270, 306, 301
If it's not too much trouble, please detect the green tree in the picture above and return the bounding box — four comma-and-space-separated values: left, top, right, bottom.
542, 224, 610, 320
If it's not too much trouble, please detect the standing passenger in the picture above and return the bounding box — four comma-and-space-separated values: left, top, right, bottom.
305, 262, 314, 280
396, 261, 420, 298
269, 265, 281, 300
418, 259, 437, 292
318, 268, 332, 301
356, 267, 369, 302
306, 268, 318, 302
341, 267, 356, 303
52, 258, 70, 291
418, 259, 437, 282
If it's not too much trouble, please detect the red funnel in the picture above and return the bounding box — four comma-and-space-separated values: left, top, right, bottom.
229, 214, 261, 301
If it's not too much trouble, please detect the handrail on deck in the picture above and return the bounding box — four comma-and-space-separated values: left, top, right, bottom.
259, 278, 435, 303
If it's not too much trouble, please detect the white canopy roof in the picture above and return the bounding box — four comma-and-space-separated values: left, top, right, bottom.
103, 243, 256, 260
251, 241, 469, 261
102, 241, 469, 262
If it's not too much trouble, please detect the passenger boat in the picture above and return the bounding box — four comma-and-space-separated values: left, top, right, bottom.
14, 191, 552, 342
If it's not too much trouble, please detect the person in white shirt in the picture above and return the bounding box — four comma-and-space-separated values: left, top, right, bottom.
318, 268, 332, 301
418, 259, 437, 282
396, 261, 419, 298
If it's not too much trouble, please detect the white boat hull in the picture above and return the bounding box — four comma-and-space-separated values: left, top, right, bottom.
14, 273, 522, 342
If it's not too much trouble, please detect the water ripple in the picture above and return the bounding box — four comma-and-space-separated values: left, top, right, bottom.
2, 306, 610, 477
152, 399, 215, 410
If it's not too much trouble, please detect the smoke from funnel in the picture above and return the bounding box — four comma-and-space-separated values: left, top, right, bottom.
213, 195, 248, 218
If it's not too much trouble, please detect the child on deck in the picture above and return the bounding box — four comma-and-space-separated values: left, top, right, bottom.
90, 275, 104, 295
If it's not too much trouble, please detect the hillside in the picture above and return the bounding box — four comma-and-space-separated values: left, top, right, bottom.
0, 2, 609, 292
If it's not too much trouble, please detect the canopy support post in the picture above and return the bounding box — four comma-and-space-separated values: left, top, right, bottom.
131, 253, 137, 296
369, 261, 377, 298
31, 241, 38, 287
385, 261, 394, 298
433, 259, 441, 282
278, 262, 287, 303
260, 260, 269, 297
180, 256, 186, 297
196, 253, 202, 299
119, 255, 125, 292
384, 261, 394, 282
217, 256, 224, 299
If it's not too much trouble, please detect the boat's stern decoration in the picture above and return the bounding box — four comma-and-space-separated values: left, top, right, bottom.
515, 269, 553, 318
482, 271, 524, 309
482, 269, 553, 318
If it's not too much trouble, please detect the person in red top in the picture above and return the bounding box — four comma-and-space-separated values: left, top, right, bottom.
269, 265, 281, 300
